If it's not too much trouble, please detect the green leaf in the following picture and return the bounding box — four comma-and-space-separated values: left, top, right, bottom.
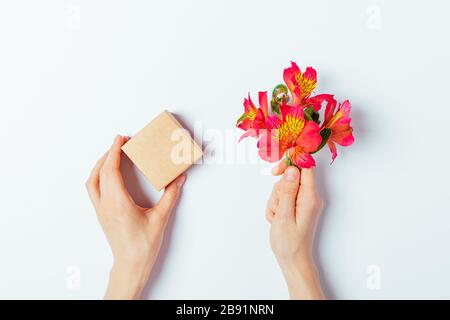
312, 128, 332, 154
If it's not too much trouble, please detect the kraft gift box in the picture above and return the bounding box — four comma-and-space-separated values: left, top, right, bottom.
121, 110, 202, 191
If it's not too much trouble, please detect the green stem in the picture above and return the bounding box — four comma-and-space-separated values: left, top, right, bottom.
284, 152, 301, 170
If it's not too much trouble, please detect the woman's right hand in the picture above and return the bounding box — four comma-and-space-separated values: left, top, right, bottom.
266, 165, 325, 300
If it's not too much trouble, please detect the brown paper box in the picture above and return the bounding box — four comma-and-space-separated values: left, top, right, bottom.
121, 110, 202, 191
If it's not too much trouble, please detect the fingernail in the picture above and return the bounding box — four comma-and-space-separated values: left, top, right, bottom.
284, 167, 298, 181
177, 175, 186, 187
114, 135, 121, 142
271, 166, 278, 175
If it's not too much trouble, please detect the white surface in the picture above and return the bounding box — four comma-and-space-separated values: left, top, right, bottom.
0, 0, 449, 299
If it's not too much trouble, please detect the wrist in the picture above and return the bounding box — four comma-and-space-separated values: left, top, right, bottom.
277, 253, 324, 300
278, 252, 314, 275
104, 259, 152, 300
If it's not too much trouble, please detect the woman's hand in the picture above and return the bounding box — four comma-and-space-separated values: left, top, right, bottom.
86, 135, 186, 299
267, 164, 324, 299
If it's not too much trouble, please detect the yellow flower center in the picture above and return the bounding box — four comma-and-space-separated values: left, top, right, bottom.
275, 115, 305, 146
295, 73, 316, 98
247, 108, 257, 121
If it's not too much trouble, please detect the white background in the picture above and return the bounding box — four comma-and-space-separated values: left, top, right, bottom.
1, 0, 449, 299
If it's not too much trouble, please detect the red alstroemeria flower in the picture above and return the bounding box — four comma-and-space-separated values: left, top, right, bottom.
257, 105, 322, 168
283, 61, 318, 107
236, 92, 269, 141
322, 99, 355, 162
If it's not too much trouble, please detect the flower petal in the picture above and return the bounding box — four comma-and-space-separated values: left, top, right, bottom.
253, 108, 266, 129
238, 128, 258, 142
257, 129, 284, 162
323, 97, 338, 124
237, 118, 251, 131
291, 86, 302, 106
283, 61, 301, 93
288, 147, 316, 168
306, 94, 335, 111
340, 100, 352, 117
324, 99, 354, 147
258, 91, 269, 117
295, 120, 322, 153
265, 114, 283, 129
300, 67, 317, 97
331, 127, 354, 146
303, 67, 317, 83
243, 94, 256, 113
280, 104, 303, 121
327, 141, 338, 163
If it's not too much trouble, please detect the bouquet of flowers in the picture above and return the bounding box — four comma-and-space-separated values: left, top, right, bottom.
237, 61, 354, 168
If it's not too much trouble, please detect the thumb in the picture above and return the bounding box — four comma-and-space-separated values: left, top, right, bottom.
271, 160, 288, 176
276, 166, 300, 222
155, 174, 186, 219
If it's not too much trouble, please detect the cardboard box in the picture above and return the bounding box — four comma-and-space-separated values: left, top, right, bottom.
121, 110, 202, 191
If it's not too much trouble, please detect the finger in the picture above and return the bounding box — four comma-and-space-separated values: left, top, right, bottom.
271, 161, 288, 176
155, 174, 186, 219
100, 135, 129, 198
85, 151, 108, 208
300, 168, 317, 195
275, 166, 300, 222
103, 135, 125, 173
296, 168, 320, 224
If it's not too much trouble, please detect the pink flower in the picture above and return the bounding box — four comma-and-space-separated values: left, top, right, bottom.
236, 60, 355, 168
257, 105, 322, 168
236, 92, 269, 141
283, 61, 317, 107
322, 99, 355, 162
